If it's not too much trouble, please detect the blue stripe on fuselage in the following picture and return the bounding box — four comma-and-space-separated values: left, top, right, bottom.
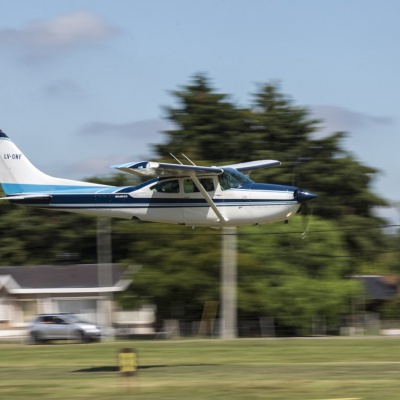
2, 183, 111, 195
238, 182, 298, 192
2, 180, 157, 196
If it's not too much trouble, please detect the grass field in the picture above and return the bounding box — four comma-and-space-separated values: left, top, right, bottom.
2, 337, 400, 399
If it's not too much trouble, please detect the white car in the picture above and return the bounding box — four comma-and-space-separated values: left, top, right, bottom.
29, 313, 101, 344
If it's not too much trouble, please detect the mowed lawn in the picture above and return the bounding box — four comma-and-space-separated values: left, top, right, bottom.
2, 338, 400, 399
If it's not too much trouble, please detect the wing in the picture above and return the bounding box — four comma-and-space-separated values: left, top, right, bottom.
111, 159, 280, 178
110, 161, 223, 178
218, 160, 281, 171
110, 159, 281, 224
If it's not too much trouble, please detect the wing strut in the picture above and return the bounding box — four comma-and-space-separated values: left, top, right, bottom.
189, 172, 227, 223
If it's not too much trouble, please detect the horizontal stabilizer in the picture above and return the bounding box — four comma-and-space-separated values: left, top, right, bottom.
0, 194, 52, 201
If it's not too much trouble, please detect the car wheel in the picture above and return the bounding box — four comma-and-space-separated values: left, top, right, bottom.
75, 330, 86, 343
31, 331, 44, 344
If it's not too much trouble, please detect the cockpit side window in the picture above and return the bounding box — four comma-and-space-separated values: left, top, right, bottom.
150, 179, 180, 193
200, 178, 215, 192
183, 178, 215, 193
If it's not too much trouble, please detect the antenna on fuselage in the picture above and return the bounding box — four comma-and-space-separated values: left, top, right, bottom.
169, 153, 197, 166
181, 153, 197, 166
170, 153, 183, 164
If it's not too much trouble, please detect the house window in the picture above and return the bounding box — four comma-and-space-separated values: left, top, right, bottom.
19, 300, 36, 322
57, 299, 98, 322
0, 298, 10, 321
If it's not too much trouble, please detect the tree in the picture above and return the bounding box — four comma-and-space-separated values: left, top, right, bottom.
0, 194, 98, 266
155, 74, 251, 163
125, 73, 389, 332
237, 217, 360, 335
158, 76, 386, 219
155, 75, 389, 271
246, 83, 388, 271
0, 74, 395, 336
114, 221, 221, 323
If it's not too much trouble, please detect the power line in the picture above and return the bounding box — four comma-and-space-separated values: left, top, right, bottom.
113, 224, 400, 236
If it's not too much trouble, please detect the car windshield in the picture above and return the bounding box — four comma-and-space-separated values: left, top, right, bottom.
218, 168, 252, 190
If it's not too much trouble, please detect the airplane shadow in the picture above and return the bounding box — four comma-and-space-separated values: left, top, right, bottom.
72, 364, 220, 373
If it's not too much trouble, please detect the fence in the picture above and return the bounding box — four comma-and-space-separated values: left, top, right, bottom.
3, 314, 400, 340
155, 315, 400, 339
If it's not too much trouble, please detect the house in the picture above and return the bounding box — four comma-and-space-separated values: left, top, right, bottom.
350, 275, 400, 336
0, 263, 132, 334
353, 274, 398, 312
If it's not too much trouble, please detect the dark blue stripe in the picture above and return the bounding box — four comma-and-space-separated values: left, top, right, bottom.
43, 194, 296, 205
13, 193, 297, 209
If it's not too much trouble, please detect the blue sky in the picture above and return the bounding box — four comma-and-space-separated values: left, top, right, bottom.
1, 0, 400, 219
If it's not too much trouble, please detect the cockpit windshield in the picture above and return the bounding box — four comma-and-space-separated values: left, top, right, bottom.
218, 168, 253, 190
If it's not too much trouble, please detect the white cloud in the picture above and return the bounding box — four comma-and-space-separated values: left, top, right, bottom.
0, 11, 117, 61
311, 105, 395, 137
54, 118, 176, 178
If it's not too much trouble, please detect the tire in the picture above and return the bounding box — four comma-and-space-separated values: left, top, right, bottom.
75, 330, 86, 343
31, 331, 44, 344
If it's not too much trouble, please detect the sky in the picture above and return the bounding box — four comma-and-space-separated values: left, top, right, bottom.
1, 0, 400, 220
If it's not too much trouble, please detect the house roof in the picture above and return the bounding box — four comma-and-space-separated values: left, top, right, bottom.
0, 275, 19, 292
0, 264, 132, 294
354, 275, 398, 300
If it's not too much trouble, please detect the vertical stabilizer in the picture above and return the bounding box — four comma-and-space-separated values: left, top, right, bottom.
0, 130, 109, 195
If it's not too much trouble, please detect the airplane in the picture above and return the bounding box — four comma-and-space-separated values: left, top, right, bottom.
0, 130, 317, 227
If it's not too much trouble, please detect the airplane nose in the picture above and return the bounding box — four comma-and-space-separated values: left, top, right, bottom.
296, 189, 317, 203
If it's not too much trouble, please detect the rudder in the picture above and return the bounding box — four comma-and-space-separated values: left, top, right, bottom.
0, 130, 108, 195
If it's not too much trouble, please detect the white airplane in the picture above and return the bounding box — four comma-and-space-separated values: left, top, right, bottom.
0, 130, 316, 227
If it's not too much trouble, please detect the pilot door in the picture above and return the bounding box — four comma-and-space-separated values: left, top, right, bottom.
182, 177, 219, 225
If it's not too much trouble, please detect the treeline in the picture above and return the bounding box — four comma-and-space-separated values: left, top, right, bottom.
1, 74, 399, 335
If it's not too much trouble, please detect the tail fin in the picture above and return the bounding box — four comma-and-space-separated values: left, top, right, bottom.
0, 130, 107, 195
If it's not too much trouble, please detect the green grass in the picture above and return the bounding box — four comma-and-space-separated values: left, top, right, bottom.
2, 337, 400, 399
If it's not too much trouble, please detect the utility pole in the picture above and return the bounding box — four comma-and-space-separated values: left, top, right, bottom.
97, 217, 113, 337
220, 226, 237, 339
390, 202, 400, 221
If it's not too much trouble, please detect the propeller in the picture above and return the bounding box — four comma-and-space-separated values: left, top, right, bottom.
290, 157, 317, 239
300, 201, 314, 239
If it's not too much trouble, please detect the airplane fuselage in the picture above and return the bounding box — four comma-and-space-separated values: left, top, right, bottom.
9, 176, 302, 227
0, 131, 316, 227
